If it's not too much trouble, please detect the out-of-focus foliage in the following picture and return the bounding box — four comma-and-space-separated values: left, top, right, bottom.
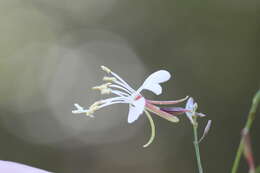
0, 0, 259, 172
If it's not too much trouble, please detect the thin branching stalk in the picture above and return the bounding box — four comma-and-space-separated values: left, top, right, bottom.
231, 90, 260, 173
193, 122, 204, 173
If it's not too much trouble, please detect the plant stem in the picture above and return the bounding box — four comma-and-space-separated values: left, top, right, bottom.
255, 166, 260, 173
231, 90, 260, 173
193, 123, 204, 173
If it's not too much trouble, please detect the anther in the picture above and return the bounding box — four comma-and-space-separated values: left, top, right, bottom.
92, 83, 111, 91
86, 103, 100, 116
101, 88, 111, 94
103, 76, 116, 82
101, 66, 111, 73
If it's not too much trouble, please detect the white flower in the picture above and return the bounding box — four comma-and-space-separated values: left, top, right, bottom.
72, 66, 190, 147
72, 66, 172, 123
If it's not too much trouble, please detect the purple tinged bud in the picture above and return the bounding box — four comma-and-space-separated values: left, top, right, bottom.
160, 107, 190, 116
199, 120, 212, 143
196, 112, 207, 117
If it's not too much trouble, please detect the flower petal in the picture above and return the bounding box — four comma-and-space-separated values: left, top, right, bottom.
137, 70, 171, 95
185, 97, 198, 121
0, 160, 50, 173
145, 102, 179, 122
127, 97, 145, 123
185, 97, 195, 110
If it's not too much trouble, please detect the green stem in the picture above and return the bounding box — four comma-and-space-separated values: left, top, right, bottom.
231, 90, 260, 173
255, 166, 260, 173
193, 123, 204, 173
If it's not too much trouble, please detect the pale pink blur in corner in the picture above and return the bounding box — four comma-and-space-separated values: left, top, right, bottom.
0, 160, 51, 173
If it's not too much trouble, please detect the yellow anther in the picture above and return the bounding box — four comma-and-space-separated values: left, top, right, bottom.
101, 66, 111, 73
86, 103, 100, 116
101, 88, 111, 95
92, 86, 101, 90
103, 76, 116, 82
92, 83, 111, 91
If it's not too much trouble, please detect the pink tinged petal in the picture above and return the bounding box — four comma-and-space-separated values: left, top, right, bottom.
127, 97, 145, 123
146, 96, 189, 105
199, 120, 212, 143
145, 102, 179, 122
138, 70, 171, 95
0, 160, 51, 173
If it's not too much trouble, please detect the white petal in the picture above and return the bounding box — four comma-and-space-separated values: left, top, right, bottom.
0, 160, 50, 173
137, 70, 171, 95
143, 83, 162, 95
127, 97, 145, 123
185, 97, 194, 118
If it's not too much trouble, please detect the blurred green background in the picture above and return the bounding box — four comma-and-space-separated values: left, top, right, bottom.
0, 0, 259, 172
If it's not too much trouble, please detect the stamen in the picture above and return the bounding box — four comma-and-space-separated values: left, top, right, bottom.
109, 84, 132, 95
110, 90, 129, 97
103, 76, 117, 82
101, 65, 111, 73
110, 71, 135, 93
72, 104, 88, 114
98, 100, 130, 109
101, 88, 111, 94
86, 102, 102, 116
84, 97, 131, 116
96, 96, 131, 109
86, 109, 96, 117
114, 80, 135, 93
92, 83, 111, 91
99, 96, 126, 104
143, 110, 156, 148
91, 101, 102, 107
101, 66, 135, 93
